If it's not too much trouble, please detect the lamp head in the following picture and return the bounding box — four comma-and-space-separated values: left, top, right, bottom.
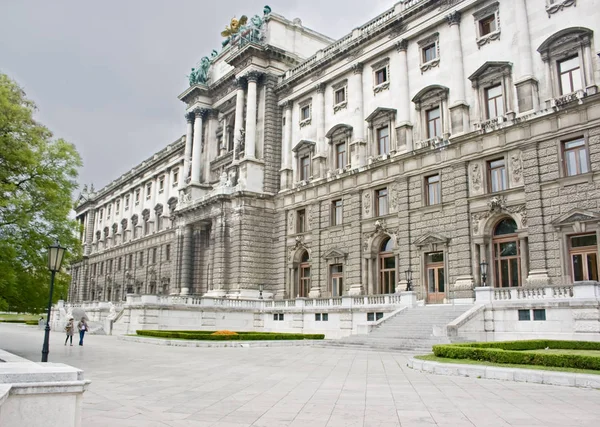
47, 241, 66, 273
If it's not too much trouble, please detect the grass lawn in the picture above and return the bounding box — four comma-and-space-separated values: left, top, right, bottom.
0, 313, 41, 321
415, 354, 600, 376
526, 349, 600, 357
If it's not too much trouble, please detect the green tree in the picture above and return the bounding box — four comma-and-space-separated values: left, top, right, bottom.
0, 73, 82, 312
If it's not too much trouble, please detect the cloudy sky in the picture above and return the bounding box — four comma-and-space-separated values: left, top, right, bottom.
0, 0, 392, 190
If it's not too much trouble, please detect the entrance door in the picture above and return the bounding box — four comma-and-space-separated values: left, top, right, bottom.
426, 252, 445, 304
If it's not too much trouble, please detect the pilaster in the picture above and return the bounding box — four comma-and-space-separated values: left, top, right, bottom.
445, 11, 470, 134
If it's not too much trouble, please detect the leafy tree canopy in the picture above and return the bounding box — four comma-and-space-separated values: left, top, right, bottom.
0, 73, 82, 312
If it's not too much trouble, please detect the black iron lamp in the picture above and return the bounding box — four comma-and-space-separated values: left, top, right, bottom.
405, 269, 413, 292
41, 241, 66, 362
480, 261, 489, 287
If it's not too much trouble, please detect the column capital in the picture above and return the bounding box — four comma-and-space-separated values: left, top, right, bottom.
185, 111, 195, 122
315, 83, 326, 94
234, 77, 246, 89
446, 10, 461, 26
193, 108, 211, 118
246, 71, 263, 83
281, 100, 293, 110
395, 39, 408, 52
351, 62, 364, 74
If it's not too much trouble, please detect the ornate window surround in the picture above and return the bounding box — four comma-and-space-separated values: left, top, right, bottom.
537, 27, 596, 106
298, 97, 312, 128
292, 139, 316, 184
468, 61, 514, 127
325, 123, 353, 173
412, 85, 450, 149
372, 57, 390, 95
556, 130, 592, 181
473, 1, 501, 49
417, 32, 440, 74
332, 79, 348, 113
365, 107, 397, 161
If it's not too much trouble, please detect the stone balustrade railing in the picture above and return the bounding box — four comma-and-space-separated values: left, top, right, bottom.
476, 281, 599, 303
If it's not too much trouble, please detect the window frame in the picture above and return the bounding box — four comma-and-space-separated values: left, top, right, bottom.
371, 58, 390, 94
425, 174, 441, 206
473, 2, 501, 48
417, 33, 440, 73
484, 84, 504, 119
376, 125, 390, 156
331, 199, 343, 226
335, 142, 347, 170
172, 169, 179, 186
158, 176, 165, 193
561, 136, 590, 177
298, 98, 312, 127
300, 155, 311, 181
146, 183, 152, 200
296, 209, 307, 234
557, 56, 583, 96
426, 107, 442, 139
329, 263, 344, 297
375, 188, 389, 217
568, 233, 598, 282
487, 157, 507, 193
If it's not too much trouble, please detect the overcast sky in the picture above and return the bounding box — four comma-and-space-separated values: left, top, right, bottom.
0, 0, 392, 190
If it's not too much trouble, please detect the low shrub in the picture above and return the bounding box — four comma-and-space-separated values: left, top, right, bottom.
432, 340, 600, 371
211, 330, 238, 336
0, 319, 27, 323
25, 320, 39, 326
136, 330, 325, 341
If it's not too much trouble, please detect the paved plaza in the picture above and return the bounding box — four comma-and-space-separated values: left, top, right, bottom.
1, 324, 599, 427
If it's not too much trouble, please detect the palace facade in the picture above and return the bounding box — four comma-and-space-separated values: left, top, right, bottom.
70, 0, 600, 305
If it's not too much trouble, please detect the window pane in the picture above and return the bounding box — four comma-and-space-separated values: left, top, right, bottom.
427, 107, 440, 120
533, 309, 546, 321
423, 44, 436, 62
579, 148, 589, 174
519, 309, 531, 321
500, 242, 518, 257
587, 253, 598, 281
565, 150, 577, 176
383, 257, 395, 269
430, 252, 444, 263
428, 269, 435, 293
571, 234, 597, 248
571, 69, 583, 92
438, 268, 445, 292
572, 254, 584, 281
510, 258, 520, 287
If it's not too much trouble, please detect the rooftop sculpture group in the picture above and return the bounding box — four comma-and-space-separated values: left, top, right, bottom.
188, 5, 272, 87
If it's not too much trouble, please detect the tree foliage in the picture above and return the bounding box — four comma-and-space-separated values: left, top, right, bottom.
0, 73, 82, 312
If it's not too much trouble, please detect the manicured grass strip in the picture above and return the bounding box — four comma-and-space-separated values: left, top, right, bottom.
528, 349, 600, 357
416, 354, 600, 376
432, 341, 600, 371
136, 330, 324, 341
0, 314, 41, 321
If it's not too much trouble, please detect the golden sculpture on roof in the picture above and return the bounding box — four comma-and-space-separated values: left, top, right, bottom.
221, 16, 248, 38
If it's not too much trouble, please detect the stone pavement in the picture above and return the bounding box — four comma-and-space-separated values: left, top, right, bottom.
1, 323, 599, 427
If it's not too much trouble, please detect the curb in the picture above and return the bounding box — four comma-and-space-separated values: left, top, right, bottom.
118, 335, 321, 348
407, 357, 600, 389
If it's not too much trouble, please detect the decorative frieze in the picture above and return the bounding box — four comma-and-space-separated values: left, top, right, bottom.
546, 0, 576, 17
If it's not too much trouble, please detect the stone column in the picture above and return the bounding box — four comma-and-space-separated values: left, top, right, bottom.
182, 112, 194, 188
395, 40, 413, 150
514, 0, 539, 112
244, 72, 260, 160
232, 78, 245, 162
351, 63, 366, 167
445, 11, 469, 134
190, 109, 204, 184
314, 83, 327, 177
281, 101, 293, 189
180, 225, 193, 295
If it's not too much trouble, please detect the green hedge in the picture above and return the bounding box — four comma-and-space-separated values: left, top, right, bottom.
432, 340, 600, 371
0, 319, 27, 323
136, 330, 324, 341
25, 320, 39, 325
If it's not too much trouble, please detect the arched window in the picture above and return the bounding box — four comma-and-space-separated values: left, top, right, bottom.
298, 251, 311, 298
493, 218, 521, 287
379, 238, 396, 294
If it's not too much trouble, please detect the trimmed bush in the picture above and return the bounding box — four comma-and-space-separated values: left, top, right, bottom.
432, 340, 600, 371
0, 319, 28, 323
136, 330, 324, 341
25, 320, 39, 325
211, 330, 238, 336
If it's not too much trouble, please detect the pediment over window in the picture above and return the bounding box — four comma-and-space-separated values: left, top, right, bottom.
413, 232, 449, 248
292, 139, 316, 153
365, 107, 396, 123
551, 209, 600, 227
468, 61, 512, 88
326, 123, 353, 139
537, 27, 593, 61
322, 248, 348, 260
412, 85, 449, 109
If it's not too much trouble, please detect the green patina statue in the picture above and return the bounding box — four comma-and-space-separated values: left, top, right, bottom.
188, 56, 211, 86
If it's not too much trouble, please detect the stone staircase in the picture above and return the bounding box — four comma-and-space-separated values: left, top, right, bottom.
322, 304, 473, 353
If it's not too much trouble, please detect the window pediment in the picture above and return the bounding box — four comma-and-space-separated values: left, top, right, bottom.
326, 123, 353, 139
365, 107, 396, 124
413, 232, 449, 248
537, 27, 593, 61
322, 248, 348, 260
292, 139, 316, 153
552, 209, 600, 227
412, 85, 449, 109
468, 61, 512, 88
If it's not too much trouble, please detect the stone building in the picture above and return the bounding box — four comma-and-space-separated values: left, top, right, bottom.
70, 0, 600, 306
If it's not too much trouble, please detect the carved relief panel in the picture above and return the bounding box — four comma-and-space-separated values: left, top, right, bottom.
469, 161, 484, 196
509, 150, 523, 187
362, 191, 372, 219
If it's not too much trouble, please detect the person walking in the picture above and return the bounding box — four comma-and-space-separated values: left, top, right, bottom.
64, 318, 75, 346
77, 317, 88, 346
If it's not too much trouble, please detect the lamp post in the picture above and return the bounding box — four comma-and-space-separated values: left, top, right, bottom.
41, 241, 66, 362
258, 284, 264, 300
405, 269, 413, 292
480, 261, 489, 287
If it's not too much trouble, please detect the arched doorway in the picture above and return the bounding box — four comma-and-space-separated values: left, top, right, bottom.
379, 237, 396, 294
298, 251, 311, 297
493, 218, 521, 287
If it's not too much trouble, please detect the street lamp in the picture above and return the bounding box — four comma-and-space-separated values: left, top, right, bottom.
41, 241, 66, 363
405, 269, 413, 292
480, 261, 489, 287
258, 284, 264, 300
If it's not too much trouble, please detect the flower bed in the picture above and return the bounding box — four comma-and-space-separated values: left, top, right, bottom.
136, 330, 324, 341
432, 340, 600, 371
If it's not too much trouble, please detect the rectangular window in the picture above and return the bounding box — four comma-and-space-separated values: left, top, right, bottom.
377, 126, 390, 155
426, 174, 441, 206
367, 312, 374, 321
558, 56, 582, 95
107, 204, 112, 218
116, 200, 120, 214
92, 264, 97, 276
99, 209, 103, 221
173, 169, 179, 185
335, 142, 347, 169
125, 195, 130, 210
128, 254, 133, 269
300, 155, 310, 181
107, 259, 112, 273
315, 313, 321, 321
479, 15, 496, 36
485, 84, 504, 119
533, 309, 546, 321
273, 313, 284, 321
488, 159, 507, 192
297, 209, 306, 233
563, 137, 589, 176
422, 43, 437, 63
159, 177, 165, 192
322, 313, 328, 321
118, 257, 122, 271
330, 264, 343, 297
331, 199, 343, 226
426, 107, 441, 138
139, 251, 144, 267
375, 67, 387, 85
166, 244, 171, 261
100, 262, 104, 275
146, 183, 152, 200
570, 234, 598, 282
301, 105, 311, 121
518, 309, 531, 321
375, 188, 388, 217
152, 248, 157, 264
334, 88, 346, 104
135, 189, 140, 204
